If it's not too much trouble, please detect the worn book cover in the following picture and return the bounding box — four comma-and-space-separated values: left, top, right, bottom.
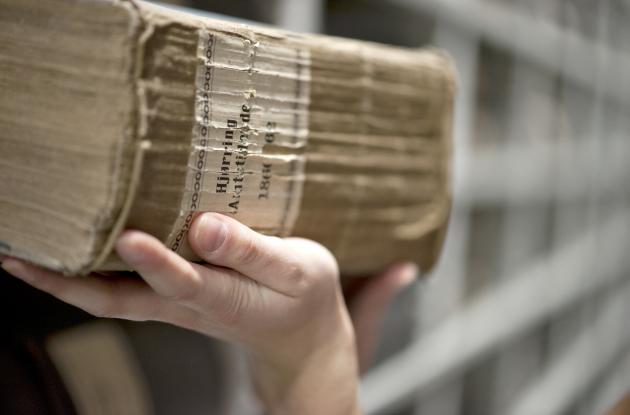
0, 0, 455, 276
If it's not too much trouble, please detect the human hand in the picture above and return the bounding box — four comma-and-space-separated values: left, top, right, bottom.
344, 263, 418, 374
1, 213, 359, 415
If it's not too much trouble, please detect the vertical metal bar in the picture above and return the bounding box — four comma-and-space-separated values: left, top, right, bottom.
412, 18, 479, 415
488, 2, 560, 412
545, 1, 608, 414
574, 1, 630, 412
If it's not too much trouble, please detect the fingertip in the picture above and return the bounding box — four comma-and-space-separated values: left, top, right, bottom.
115, 230, 160, 265
2, 258, 39, 283
2, 258, 24, 275
394, 263, 419, 287
368, 263, 418, 302
189, 213, 229, 256
116, 229, 148, 247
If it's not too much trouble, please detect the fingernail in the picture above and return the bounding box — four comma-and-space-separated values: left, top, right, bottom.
115, 231, 148, 264
400, 263, 419, 285
1, 259, 29, 281
195, 214, 228, 253
1, 259, 17, 274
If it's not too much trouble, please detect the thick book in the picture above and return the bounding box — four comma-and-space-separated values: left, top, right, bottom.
0, 0, 455, 276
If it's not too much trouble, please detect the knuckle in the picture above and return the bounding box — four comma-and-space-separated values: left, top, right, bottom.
281, 240, 340, 296
234, 235, 262, 266
165, 287, 194, 303
41, 279, 65, 297
216, 277, 251, 326
89, 299, 120, 319
281, 260, 311, 295
165, 271, 205, 302
74, 283, 122, 319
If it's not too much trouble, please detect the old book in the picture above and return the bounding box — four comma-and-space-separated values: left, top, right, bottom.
0, 0, 455, 276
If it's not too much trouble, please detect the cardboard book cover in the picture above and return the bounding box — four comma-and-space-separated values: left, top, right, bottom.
0, 0, 455, 276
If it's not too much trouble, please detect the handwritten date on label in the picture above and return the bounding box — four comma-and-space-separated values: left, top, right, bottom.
265, 121, 276, 144
259, 121, 276, 200
258, 163, 273, 200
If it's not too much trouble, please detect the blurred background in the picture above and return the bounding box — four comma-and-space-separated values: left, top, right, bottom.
2, 0, 629, 414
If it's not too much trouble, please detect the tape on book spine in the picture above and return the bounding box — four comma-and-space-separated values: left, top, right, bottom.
166, 29, 311, 254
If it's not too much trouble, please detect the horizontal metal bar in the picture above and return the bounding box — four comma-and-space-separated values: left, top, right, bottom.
360, 209, 630, 414
457, 139, 630, 205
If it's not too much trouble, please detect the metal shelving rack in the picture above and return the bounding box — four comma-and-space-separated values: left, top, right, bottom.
354, 1, 630, 414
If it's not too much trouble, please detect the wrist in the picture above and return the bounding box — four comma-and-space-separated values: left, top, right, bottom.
249, 301, 361, 415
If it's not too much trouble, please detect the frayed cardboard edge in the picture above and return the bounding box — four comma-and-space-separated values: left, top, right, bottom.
80, 0, 153, 275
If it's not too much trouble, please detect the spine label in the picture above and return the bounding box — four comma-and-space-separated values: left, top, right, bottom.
167, 30, 310, 254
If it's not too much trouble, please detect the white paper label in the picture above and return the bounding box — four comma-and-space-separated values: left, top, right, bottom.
167, 30, 310, 254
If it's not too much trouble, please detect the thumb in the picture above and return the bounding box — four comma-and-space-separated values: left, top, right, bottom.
348, 263, 418, 375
